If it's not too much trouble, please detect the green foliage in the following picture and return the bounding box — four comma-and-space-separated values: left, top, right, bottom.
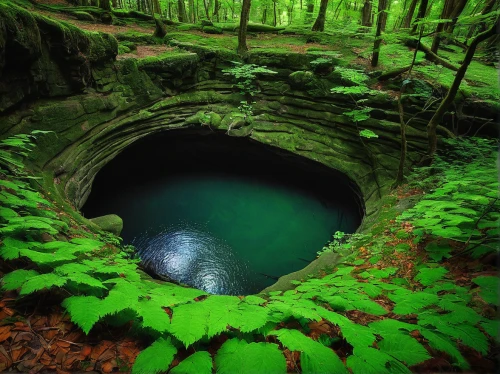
401, 137, 499, 259
215, 339, 286, 374
269, 329, 348, 374
132, 337, 177, 374
359, 129, 379, 139
222, 62, 277, 97
170, 351, 213, 374
1, 133, 496, 373
344, 108, 372, 122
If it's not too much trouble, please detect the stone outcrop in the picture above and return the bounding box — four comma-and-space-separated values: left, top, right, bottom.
0, 3, 496, 243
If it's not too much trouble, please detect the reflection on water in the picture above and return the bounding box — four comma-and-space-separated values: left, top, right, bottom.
83, 134, 363, 296
134, 224, 256, 295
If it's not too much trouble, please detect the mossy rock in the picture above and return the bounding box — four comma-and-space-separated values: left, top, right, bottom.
201, 20, 214, 27
71, 11, 95, 22
115, 31, 159, 45
202, 26, 223, 35
137, 52, 199, 74
118, 44, 131, 54
129, 10, 154, 20
89, 214, 123, 236
288, 71, 316, 89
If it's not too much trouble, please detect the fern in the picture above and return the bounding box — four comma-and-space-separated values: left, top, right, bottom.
377, 335, 431, 367
347, 347, 411, 374
215, 338, 286, 374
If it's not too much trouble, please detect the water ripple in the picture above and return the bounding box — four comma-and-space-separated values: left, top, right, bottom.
134, 223, 256, 295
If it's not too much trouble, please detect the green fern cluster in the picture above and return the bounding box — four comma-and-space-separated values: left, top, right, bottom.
1, 134, 498, 373
400, 137, 499, 259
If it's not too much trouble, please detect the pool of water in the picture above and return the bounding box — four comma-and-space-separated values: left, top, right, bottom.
83, 131, 362, 295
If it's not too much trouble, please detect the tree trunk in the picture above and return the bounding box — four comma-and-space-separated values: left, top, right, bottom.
311, 0, 329, 31
262, 7, 267, 24
99, 0, 111, 10
178, 0, 188, 21
411, 0, 428, 34
402, 0, 418, 27
381, 0, 391, 31
112, 0, 117, 8
361, 0, 372, 27
426, 18, 499, 158
334, 0, 344, 19
189, 0, 196, 22
431, 0, 453, 54
445, 0, 468, 33
371, 0, 388, 66
273, 0, 277, 26
237, 0, 251, 55
202, 0, 210, 19
213, 0, 220, 21
304, 0, 314, 23
154, 16, 167, 36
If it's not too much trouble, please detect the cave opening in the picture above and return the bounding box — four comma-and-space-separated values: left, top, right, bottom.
82, 130, 364, 295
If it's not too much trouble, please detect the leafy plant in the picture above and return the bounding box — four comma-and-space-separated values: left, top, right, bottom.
0, 133, 497, 373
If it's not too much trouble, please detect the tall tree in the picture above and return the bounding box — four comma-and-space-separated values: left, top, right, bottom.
237, 0, 252, 55
426, 17, 499, 158
430, 0, 453, 53
411, 0, 428, 34
100, 0, 111, 10
371, 0, 388, 66
444, 0, 468, 33
361, 0, 372, 27
311, 0, 329, 31
401, 0, 418, 28
178, 0, 188, 21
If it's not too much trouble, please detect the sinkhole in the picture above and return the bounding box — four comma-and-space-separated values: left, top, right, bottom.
83, 131, 364, 295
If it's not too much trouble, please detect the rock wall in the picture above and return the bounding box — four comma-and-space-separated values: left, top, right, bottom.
0, 5, 496, 226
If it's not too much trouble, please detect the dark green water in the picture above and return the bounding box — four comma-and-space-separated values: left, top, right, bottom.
83, 132, 362, 295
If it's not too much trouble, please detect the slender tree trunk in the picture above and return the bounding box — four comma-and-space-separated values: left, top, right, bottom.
334, 0, 344, 19
112, 0, 117, 8
273, 0, 277, 26
213, 0, 220, 21
431, 0, 453, 53
178, 0, 188, 21
361, 0, 372, 27
411, 0, 428, 34
426, 18, 499, 158
304, 0, 314, 23
262, 7, 267, 24
445, 0, 468, 33
168, 1, 172, 19
100, 0, 112, 10
188, 0, 195, 22
202, 0, 210, 19
402, 0, 418, 27
381, 0, 391, 31
371, 0, 388, 66
312, 0, 329, 31
237, 0, 251, 55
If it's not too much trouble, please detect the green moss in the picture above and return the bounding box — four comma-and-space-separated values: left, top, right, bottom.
137, 52, 199, 72
71, 11, 95, 22
202, 26, 223, 34
115, 31, 162, 45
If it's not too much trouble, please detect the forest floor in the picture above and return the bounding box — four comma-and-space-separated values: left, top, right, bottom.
30, 0, 499, 102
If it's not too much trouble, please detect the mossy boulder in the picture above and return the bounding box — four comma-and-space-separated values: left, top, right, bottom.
89, 214, 123, 236
0, 2, 117, 112
71, 11, 95, 22
202, 26, 223, 35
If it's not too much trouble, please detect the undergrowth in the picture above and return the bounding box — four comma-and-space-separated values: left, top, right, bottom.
0, 134, 498, 373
